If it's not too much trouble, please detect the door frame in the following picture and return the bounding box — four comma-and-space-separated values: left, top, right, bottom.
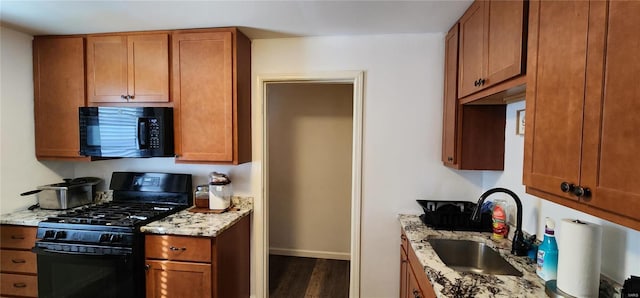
255, 71, 364, 297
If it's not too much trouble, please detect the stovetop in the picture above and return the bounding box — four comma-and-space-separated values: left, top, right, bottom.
35, 172, 193, 250
41, 201, 182, 227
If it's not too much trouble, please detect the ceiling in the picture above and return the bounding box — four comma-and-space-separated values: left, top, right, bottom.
0, 0, 472, 39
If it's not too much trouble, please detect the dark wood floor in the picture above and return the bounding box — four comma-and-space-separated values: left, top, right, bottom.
269, 255, 350, 298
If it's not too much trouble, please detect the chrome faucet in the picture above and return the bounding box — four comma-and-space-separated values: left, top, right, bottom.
470, 188, 530, 256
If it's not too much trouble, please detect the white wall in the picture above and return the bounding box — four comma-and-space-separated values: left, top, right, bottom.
267, 83, 352, 259
0, 26, 74, 214
73, 158, 253, 197
252, 34, 485, 297
483, 100, 640, 284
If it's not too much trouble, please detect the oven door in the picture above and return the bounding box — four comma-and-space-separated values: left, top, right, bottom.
33, 246, 136, 298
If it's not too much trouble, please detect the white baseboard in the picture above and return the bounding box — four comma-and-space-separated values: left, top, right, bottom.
269, 247, 351, 261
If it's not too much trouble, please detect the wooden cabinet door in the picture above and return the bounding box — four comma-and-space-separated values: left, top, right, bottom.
400, 247, 408, 298
33, 37, 86, 159
581, 0, 640, 222
127, 34, 169, 102
523, 0, 591, 200
407, 268, 424, 298
458, 0, 486, 98
172, 31, 234, 162
485, 0, 525, 87
86, 35, 128, 103
145, 260, 211, 298
442, 24, 459, 166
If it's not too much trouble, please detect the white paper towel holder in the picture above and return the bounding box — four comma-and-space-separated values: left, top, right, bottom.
546, 280, 577, 298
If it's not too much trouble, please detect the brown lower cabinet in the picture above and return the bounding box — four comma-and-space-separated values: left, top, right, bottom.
400, 230, 436, 298
0, 225, 38, 298
145, 216, 250, 297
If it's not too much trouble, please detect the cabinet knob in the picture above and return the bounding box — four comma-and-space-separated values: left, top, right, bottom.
447, 157, 453, 162
560, 182, 575, 193
412, 289, 422, 298
479, 78, 486, 86
121, 95, 127, 100
145, 264, 150, 271
129, 95, 135, 100
573, 186, 591, 198
473, 79, 479, 86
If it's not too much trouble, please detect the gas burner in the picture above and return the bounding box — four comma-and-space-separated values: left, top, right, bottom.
45, 201, 181, 227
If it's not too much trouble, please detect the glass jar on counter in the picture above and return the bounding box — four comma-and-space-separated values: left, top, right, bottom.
194, 184, 209, 208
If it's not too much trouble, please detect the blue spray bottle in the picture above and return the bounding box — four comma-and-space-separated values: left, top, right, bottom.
536, 217, 558, 281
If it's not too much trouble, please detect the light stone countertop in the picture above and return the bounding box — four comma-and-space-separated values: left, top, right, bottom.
0, 192, 113, 226
140, 197, 253, 237
399, 214, 621, 298
0, 208, 67, 226
0, 196, 252, 239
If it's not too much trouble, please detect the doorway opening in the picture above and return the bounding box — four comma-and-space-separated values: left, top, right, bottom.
256, 72, 364, 298
267, 82, 352, 297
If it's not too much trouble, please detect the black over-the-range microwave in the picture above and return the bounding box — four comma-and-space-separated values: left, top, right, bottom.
79, 107, 174, 158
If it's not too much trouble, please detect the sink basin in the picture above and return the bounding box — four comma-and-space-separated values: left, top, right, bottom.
427, 239, 523, 277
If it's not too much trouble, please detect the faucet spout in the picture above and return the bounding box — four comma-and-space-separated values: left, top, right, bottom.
470, 187, 529, 256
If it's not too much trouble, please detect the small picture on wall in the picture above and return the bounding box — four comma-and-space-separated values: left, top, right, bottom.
516, 109, 525, 135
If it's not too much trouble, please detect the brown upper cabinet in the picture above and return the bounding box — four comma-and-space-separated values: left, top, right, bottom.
86, 33, 169, 104
442, 24, 506, 170
172, 28, 251, 164
458, 0, 527, 100
524, 0, 640, 230
33, 36, 88, 160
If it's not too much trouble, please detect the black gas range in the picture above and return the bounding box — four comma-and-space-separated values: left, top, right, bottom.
33, 172, 192, 298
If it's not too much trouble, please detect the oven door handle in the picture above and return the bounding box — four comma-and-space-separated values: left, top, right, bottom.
32, 247, 131, 258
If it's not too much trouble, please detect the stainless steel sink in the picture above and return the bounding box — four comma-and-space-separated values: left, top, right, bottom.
427, 239, 523, 277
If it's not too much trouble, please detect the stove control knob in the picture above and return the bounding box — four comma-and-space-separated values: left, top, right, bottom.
43, 230, 55, 239
54, 231, 66, 240
109, 234, 121, 243
99, 234, 111, 242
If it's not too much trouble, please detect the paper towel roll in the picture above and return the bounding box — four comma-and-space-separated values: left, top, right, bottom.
557, 219, 602, 298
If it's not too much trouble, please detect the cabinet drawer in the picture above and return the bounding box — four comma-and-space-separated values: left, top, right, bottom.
0, 226, 37, 249
0, 273, 37, 297
0, 250, 37, 274
145, 235, 211, 262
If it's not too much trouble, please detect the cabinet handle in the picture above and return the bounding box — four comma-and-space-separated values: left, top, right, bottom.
560, 182, 576, 193
573, 186, 591, 198
169, 246, 187, 251
412, 289, 422, 298
13, 283, 27, 288
11, 258, 26, 264
10, 235, 25, 240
